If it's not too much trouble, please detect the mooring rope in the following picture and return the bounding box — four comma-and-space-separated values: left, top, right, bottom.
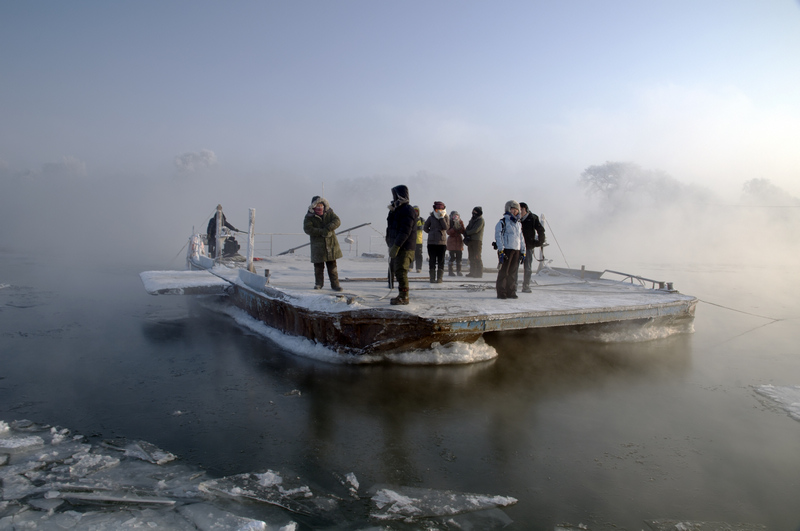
698, 299, 782, 322
543, 217, 570, 270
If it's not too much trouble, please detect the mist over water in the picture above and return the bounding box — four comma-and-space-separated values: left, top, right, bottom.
1, 167, 800, 529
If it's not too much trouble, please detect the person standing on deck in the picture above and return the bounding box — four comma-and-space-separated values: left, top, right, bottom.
446, 211, 466, 276
519, 202, 545, 293
386, 185, 417, 305
413, 206, 424, 273
303, 196, 343, 291
423, 201, 450, 283
206, 204, 240, 259
494, 200, 525, 299
464, 206, 485, 278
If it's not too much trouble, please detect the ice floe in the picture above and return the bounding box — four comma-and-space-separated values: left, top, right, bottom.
754, 384, 800, 422
645, 520, 766, 530
1, 418, 518, 529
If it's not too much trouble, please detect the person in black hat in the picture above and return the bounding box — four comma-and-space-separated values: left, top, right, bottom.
206, 204, 240, 259
519, 202, 545, 293
464, 206, 485, 277
386, 185, 417, 305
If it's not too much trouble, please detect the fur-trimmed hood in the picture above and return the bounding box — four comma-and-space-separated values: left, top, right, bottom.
307, 196, 331, 215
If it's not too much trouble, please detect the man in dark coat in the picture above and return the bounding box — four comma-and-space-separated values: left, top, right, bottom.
464, 206, 485, 277
386, 185, 417, 305
206, 204, 239, 259
303, 196, 343, 291
519, 202, 545, 293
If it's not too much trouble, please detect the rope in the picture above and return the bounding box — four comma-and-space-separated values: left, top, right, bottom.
698, 299, 782, 322
698, 299, 788, 348
544, 218, 570, 269
170, 239, 190, 265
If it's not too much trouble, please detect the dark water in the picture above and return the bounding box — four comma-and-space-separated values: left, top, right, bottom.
2, 249, 799, 530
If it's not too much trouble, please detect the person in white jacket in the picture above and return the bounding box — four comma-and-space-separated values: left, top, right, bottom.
494, 200, 525, 299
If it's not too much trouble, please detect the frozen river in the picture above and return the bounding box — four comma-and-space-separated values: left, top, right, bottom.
2, 248, 799, 530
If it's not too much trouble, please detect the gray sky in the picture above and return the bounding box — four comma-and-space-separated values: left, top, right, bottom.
2, 1, 799, 265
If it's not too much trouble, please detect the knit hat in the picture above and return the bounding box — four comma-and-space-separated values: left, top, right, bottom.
505, 200, 520, 213
433, 201, 446, 210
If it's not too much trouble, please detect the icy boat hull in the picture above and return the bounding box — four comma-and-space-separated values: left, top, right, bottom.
141, 254, 697, 356
232, 283, 484, 354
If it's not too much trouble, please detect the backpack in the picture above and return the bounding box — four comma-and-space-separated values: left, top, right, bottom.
222, 236, 240, 257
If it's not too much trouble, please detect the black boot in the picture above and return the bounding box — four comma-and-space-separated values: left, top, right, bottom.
430, 270, 436, 283
390, 288, 409, 305
314, 264, 324, 289
328, 263, 343, 291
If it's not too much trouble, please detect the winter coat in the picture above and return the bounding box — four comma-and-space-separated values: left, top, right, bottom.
494, 211, 525, 253
520, 212, 545, 248
303, 197, 343, 263
386, 185, 417, 252
464, 208, 485, 242
423, 212, 450, 245
206, 212, 237, 237
446, 215, 466, 251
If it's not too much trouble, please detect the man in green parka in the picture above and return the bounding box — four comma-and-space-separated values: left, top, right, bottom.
303, 196, 343, 291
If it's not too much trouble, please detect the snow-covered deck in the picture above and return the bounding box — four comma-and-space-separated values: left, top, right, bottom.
140, 254, 697, 356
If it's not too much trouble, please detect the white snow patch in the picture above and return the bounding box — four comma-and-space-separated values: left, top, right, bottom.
256, 470, 283, 487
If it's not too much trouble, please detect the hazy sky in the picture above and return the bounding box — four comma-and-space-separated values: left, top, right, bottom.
2, 1, 798, 194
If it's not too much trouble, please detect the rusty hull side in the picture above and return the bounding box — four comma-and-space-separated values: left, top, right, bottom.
231, 285, 482, 355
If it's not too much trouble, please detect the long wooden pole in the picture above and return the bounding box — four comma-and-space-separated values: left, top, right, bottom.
277, 222, 372, 256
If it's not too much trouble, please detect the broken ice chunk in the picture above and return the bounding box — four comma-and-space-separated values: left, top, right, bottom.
101, 438, 177, 465
177, 502, 275, 530
55, 490, 177, 506
754, 384, 800, 422
370, 485, 517, 520
0, 435, 45, 451
645, 520, 766, 531
199, 471, 337, 518
60, 452, 121, 478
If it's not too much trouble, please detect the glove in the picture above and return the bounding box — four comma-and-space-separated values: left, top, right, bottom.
520, 252, 525, 264
463, 235, 471, 244
389, 245, 400, 258
497, 251, 505, 265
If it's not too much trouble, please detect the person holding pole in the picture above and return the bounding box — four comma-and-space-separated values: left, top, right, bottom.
303, 196, 343, 291
206, 204, 240, 260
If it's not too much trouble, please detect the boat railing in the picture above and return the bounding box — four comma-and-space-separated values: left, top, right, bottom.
600, 270, 674, 291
